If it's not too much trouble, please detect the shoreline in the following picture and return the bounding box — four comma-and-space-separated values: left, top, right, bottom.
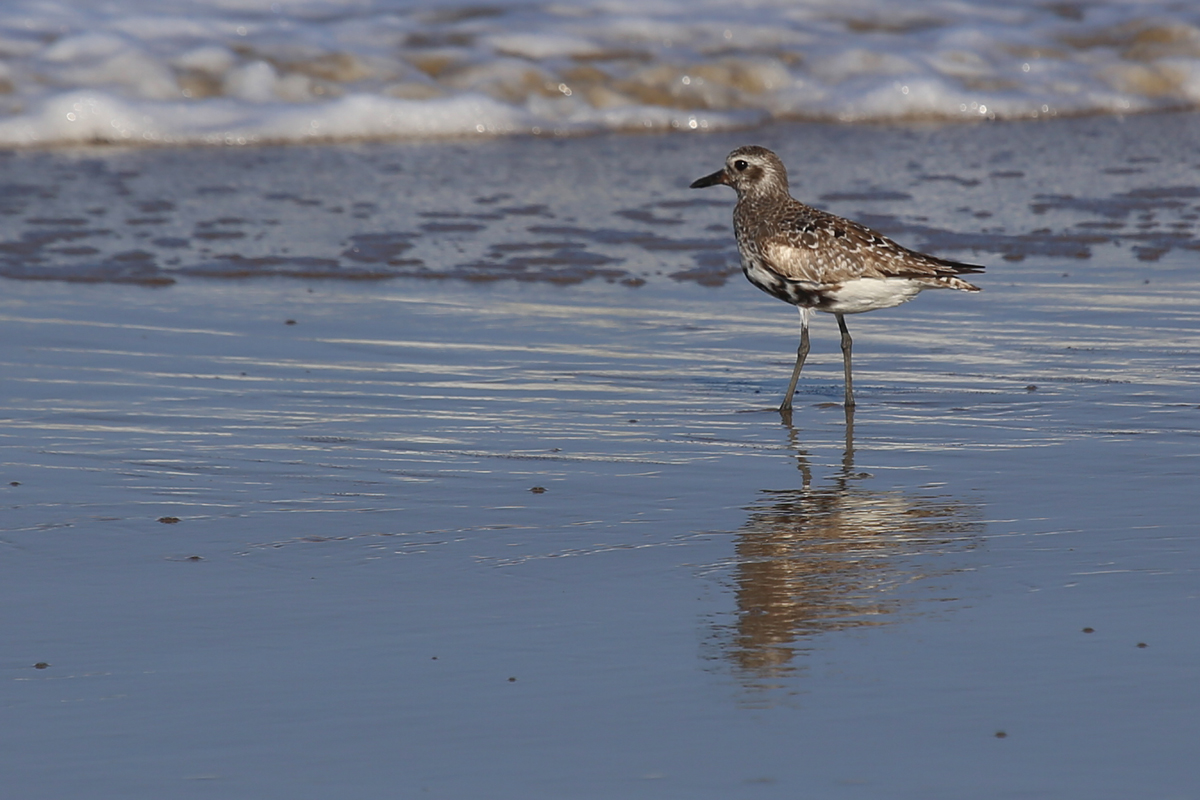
1, 102, 1186, 155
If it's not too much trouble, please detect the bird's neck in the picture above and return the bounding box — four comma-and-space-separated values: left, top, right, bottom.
738, 184, 792, 208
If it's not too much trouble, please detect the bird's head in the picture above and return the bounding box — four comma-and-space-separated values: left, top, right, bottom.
689, 145, 789, 198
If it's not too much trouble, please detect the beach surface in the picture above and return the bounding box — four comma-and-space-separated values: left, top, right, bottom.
3, 112, 1200, 798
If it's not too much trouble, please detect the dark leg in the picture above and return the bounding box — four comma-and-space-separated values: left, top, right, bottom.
837, 313, 854, 409
780, 307, 811, 413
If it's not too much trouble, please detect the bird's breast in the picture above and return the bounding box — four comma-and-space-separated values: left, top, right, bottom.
741, 256, 824, 308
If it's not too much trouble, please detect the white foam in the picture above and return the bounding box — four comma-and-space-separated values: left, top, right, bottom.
0, 0, 1198, 146
41, 32, 130, 62
173, 45, 239, 75
224, 61, 282, 102
486, 33, 604, 60
0, 90, 546, 146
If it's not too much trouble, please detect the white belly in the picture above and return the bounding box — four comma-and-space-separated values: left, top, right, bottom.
820, 278, 927, 314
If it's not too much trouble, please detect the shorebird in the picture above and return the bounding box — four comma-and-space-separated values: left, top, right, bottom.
691, 145, 984, 413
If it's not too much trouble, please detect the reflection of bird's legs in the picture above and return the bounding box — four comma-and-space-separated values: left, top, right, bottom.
780, 307, 811, 413
782, 388, 855, 489
841, 404, 855, 480
780, 413, 812, 489
837, 313, 854, 409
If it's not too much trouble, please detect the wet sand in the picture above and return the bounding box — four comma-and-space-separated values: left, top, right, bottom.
3, 113, 1200, 798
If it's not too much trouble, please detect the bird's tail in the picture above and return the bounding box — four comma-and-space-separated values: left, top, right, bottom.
927, 254, 985, 292
937, 275, 982, 292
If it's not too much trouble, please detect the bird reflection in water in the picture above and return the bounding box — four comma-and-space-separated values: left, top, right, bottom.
716, 409, 981, 682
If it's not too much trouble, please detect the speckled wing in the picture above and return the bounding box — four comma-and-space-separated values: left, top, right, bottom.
761, 206, 983, 291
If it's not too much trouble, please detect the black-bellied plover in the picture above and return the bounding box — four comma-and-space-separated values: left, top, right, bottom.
691, 145, 984, 412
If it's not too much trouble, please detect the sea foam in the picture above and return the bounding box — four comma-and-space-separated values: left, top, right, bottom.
0, 0, 1198, 146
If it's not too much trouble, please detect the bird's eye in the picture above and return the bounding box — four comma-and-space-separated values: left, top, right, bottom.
734, 160, 748, 171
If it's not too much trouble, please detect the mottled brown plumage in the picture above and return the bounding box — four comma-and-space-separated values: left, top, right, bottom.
690, 145, 985, 412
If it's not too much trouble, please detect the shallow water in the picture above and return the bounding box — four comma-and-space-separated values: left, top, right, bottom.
3, 113, 1200, 797
5, 109, 1200, 287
